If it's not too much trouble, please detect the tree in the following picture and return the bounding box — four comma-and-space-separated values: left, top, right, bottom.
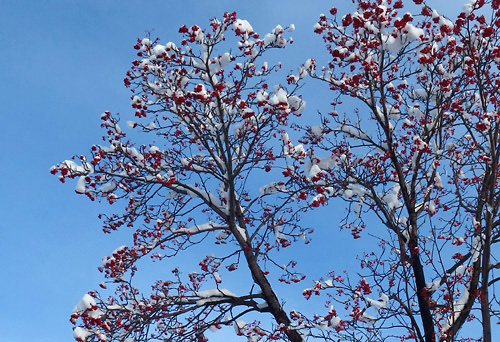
53, 1, 500, 342
288, 0, 500, 341
52, 12, 309, 342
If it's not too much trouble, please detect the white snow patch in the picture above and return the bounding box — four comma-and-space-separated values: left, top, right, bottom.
73, 327, 92, 340
73, 294, 96, 314
233, 19, 253, 34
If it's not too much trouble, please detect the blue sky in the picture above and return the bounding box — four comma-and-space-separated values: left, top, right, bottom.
0, 1, 465, 341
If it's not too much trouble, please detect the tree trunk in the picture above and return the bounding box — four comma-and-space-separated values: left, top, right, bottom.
409, 236, 436, 342
230, 207, 303, 342
244, 248, 303, 342
481, 224, 492, 342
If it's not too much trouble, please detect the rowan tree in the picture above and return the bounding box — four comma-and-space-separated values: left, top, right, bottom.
286, 0, 500, 341
53, 1, 500, 342
52, 13, 308, 342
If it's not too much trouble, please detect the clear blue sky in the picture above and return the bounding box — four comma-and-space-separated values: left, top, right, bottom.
0, 1, 464, 341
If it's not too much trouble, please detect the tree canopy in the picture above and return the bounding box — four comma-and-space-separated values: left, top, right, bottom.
53, 1, 500, 341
